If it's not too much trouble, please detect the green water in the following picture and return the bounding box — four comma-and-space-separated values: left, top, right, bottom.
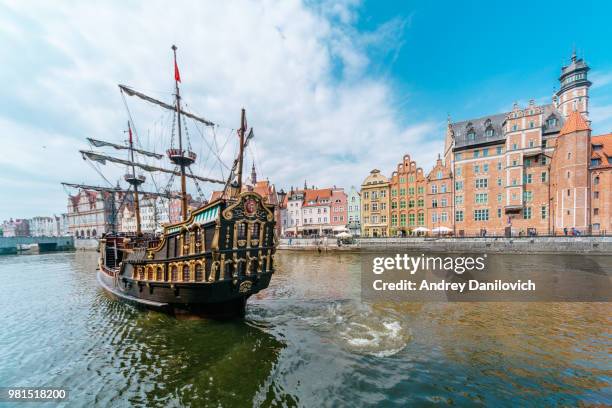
0, 251, 610, 407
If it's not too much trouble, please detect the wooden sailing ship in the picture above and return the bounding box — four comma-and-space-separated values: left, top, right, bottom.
63, 46, 276, 317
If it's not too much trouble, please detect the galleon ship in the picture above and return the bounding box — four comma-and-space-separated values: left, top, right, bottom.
63, 46, 276, 317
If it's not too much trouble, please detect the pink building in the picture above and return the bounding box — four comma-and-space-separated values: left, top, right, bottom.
330, 187, 348, 227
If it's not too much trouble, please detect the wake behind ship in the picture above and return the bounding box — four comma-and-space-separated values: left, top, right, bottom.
64, 46, 277, 318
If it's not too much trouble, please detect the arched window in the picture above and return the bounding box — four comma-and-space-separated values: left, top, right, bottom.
147, 267, 154, 281
237, 222, 247, 240
195, 263, 203, 282
594, 176, 600, 185
194, 228, 201, 251
182, 264, 190, 282
92, 229, 97, 237
252, 223, 260, 240
157, 266, 164, 281
171, 265, 178, 282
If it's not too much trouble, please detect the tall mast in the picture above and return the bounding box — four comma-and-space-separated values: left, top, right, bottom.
128, 122, 142, 235
236, 108, 247, 191
124, 121, 144, 235
172, 44, 189, 221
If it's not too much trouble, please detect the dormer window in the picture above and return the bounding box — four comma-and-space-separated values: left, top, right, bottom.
485, 127, 494, 137
546, 117, 557, 128
467, 131, 475, 140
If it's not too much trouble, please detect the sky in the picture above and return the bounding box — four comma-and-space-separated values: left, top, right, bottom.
1, 0, 612, 220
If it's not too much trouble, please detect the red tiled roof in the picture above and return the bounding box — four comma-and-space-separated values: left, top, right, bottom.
559, 110, 590, 136
591, 133, 612, 166
303, 188, 332, 207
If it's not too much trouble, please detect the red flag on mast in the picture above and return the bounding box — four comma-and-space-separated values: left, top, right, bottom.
174, 59, 181, 83
128, 122, 133, 144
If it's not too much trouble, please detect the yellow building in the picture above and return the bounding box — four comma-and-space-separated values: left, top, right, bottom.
360, 169, 390, 237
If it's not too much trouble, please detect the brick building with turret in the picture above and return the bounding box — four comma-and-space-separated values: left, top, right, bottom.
361, 51, 612, 236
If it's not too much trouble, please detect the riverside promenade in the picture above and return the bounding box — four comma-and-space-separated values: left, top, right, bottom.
279, 236, 612, 254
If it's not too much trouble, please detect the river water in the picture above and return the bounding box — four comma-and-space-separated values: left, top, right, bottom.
0, 251, 610, 407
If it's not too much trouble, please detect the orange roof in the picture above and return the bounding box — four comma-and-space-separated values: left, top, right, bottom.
559, 110, 590, 136
303, 188, 332, 206
591, 133, 612, 166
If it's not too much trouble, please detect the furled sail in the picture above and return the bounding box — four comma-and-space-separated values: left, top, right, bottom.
61, 182, 181, 198
119, 85, 215, 126
87, 138, 163, 159
80, 151, 225, 185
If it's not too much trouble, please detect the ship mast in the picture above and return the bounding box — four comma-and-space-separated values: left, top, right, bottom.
236, 108, 247, 191
172, 44, 189, 221
128, 122, 141, 234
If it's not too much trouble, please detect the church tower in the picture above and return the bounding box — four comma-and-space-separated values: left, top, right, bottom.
554, 50, 591, 120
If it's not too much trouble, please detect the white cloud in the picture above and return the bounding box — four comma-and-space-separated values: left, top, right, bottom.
0, 0, 438, 219
590, 70, 612, 90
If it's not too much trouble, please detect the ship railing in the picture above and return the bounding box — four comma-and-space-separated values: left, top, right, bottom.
129, 246, 274, 284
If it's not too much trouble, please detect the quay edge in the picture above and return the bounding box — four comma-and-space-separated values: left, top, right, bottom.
278, 237, 612, 254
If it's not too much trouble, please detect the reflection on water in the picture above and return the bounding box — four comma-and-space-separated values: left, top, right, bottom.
0, 251, 610, 406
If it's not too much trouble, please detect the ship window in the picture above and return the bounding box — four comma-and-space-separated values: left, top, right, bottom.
237, 222, 247, 240
195, 263, 203, 282
182, 264, 190, 282
252, 223, 260, 239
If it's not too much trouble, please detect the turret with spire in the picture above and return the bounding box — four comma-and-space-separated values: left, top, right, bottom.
556, 48, 591, 119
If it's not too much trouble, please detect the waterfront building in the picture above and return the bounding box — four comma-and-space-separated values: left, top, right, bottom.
550, 111, 591, 233
361, 169, 390, 237
60, 213, 69, 236
446, 52, 593, 236
426, 155, 454, 234
590, 134, 612, 233
301, 188, 332, 236
29, 216, 57, 236
347, 186, 361, 236
118, 195, 175, 233
389, 155, 427, 236
1, 218, 30, 237
330, 187, 348, 232
361, 51, 610, 236
67, 189, 115, 238
283, 188, 305, 236
281, 185, 350, 237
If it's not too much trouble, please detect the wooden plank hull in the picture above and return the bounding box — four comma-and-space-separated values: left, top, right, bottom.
99, 265, 272, 318
97, 192, 277, 318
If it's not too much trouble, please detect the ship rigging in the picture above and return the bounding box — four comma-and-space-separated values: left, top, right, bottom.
63, 46, 277, 318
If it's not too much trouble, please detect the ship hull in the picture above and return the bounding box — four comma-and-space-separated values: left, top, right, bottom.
98, 266, 272, 318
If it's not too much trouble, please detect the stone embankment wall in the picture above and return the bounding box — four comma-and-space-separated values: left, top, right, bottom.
75, 238, 99, 251
279, 237, 612, 254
